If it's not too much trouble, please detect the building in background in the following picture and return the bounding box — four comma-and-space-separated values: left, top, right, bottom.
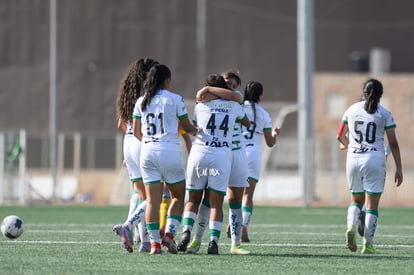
1, 0, 413, 205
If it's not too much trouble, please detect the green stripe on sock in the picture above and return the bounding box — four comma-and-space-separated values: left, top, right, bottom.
202, 198, 210, 208
146, 222, 160, 230
167, 215, 182, 223
242, 205, 253, 213
351, 202, 362, 210
366, 209, 379, 217
209, 229, 221, 238
229, 201, 242, 209
182, 218, 195, 227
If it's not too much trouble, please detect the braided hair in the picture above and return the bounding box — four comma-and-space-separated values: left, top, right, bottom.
363, 78, 383, 114
116, 58, 158, 122
141, 64, 171, 112
244, 81, 263, 125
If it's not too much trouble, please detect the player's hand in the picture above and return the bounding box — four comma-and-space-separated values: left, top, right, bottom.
272, 127, 280, 137
395, 169, 403, 187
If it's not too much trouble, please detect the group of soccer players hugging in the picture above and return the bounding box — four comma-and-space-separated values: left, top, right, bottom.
112, 57, 281, 255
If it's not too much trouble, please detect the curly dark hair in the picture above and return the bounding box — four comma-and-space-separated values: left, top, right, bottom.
116, 58, 158, 122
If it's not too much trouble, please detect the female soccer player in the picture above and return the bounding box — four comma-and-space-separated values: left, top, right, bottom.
337, 78, 403, 254
241, 81, 280, 242
113, 57, 158, 253
178, 72, 251, 254
133, 64, 198, 254
185, 74, 249, 254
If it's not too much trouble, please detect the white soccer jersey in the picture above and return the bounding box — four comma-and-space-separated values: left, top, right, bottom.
229, 92, 249, 187
123, 120, 142, 181
187, 99, 246, 193
342, 101, 396, 194
192, 99, 246, 150
133, 89, 188, 149
231, 90, 244, 151
342, 101, 396, 155
242, 101, 273, 152
133, 89, 188, 184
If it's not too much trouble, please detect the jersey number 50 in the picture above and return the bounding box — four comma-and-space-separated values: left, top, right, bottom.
354, 120, 377, 144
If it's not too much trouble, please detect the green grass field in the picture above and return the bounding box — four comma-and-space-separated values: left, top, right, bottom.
0, 205, 413, 274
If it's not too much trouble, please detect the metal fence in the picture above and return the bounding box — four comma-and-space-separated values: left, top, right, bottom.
2, 100, 413, 206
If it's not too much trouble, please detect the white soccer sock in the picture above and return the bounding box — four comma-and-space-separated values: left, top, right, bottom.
128, 191, 139, 218
138, 219, 150, 243
193, 202, 210, 242
146, 223, 160, 244
242, 208, 252, 227
347, 203, 361, 229
229, 207, 242, 246
209, 220, 222, 242
182, 211, 197, 232
364, 210, 378, 244
165, 216, 181, 237
125, 200, 147, 229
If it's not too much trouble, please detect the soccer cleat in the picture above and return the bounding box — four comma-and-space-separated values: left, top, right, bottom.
112, 224, 122, 236
186, 240, 201, 254
113, 224, 134, 253
226, 224, 231, 238
207, 240, 219, 255
230, 244, 250, 255
361, 243, 378, 254
139, 242, 151, 253
162, 232, 178, 254
241, 226, 250, 243
177, 230, 191, 252
150, 242, 161, 254
346, 228, 357, 252
357, 211, 366, 237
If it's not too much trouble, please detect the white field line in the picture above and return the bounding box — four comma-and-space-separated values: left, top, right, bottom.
3, 240, 414, 249
24, 229, 414, 239
253, 224, 414, 230
25, 223, 414, 230
25, 230, 414, 239
21, 230, 414, 242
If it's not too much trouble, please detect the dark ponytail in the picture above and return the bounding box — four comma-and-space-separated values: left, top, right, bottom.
141, 64, 171, 111
363, 78, 383, 114
244, 81, 263, 125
